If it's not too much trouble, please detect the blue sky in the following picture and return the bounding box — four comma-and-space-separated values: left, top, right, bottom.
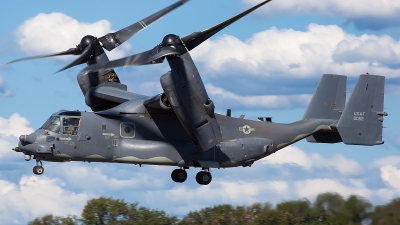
1, 0, 400, 223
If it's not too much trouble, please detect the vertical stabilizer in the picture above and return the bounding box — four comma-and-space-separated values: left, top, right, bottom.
337, 74, 387, 146
303, 74, 347, 120
302, 74, 346, 143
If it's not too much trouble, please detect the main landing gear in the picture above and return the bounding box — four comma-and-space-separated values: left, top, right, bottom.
33, 158, 44, 175
170, 168, 212, 185
171, 169, 187, 183
196, 170, 212, 185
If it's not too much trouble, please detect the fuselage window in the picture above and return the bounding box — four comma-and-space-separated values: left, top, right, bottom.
120, 122, 135, 138
62, 117, 80, 135
42, 116, 61, 133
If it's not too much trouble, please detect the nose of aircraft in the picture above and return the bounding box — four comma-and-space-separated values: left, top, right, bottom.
18, 131, 53, 154
18, 133, 39, 153
19, 133, 37, 144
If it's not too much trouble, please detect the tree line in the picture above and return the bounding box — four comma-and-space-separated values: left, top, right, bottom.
28, 192, 400, 225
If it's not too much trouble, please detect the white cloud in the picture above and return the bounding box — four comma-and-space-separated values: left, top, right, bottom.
0, 176, 88, 224
294, 178, 373, 200
0, 113, 34, 160
15, 12, 131, 61
57, 163, 166, 192
0, 113, 34, 138
144, 180, 289, 215
260, 146, 363, 175
0, 75, 12, 97
368, 165, 400, 201
260, 146, 312, 169
206, 83, 311, 109
380, 165, 400, 190
373, 156, 400, 168
191, 24, 400, 79
333, 35, 400, 67
243, 0, 400, 21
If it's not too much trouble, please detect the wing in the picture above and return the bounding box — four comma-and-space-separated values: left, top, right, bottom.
85, 82, 150, 112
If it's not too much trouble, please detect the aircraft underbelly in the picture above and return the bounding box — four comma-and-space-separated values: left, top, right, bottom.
112, 139, 182, 165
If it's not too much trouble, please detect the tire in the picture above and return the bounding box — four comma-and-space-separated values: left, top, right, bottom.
33, 166, 38, 174
171, 169, 187, 183
34, 166, 44, 175
196, 171, 212, 185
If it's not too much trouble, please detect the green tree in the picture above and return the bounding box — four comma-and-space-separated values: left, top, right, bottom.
314, 192, 345, 216
125, 202, 178, 225
337, 194, 373, 224
28, 214, 78, 225
253, 208, 295, 225
81, 197, 128, 225
81, 197, 177, 225
371, 197, 400, 225
276, 199, 312, 218
179, 204, 238, 225
179, 203, 270, 225
255, 198, 336, 225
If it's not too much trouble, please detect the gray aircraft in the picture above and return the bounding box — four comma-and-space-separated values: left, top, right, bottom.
12, 0, 387, 185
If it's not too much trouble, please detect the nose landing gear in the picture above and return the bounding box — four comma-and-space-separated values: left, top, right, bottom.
33, 158, 44, 175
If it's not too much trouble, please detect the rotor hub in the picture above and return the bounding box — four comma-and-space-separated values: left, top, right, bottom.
80, 35, 96, 50
162, 34, 180, 47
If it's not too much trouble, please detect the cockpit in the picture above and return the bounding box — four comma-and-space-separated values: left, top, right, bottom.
41, 111, 81, 135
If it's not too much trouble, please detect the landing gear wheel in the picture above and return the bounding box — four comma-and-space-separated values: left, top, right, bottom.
33, 165, 44, 175
196, 171, 212, 185
171, 169, 187, 183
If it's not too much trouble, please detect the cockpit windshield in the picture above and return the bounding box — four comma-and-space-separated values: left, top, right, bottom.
41, 116, 61, 133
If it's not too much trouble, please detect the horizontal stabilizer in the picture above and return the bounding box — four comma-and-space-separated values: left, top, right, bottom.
337, 74, 387, 146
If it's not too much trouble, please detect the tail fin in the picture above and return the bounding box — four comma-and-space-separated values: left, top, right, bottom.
302, 74, 346, 143
303, 74, 347, 120
337, 74, 387, 146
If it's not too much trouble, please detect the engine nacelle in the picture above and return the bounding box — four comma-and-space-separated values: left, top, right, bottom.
143, 93, 172, 110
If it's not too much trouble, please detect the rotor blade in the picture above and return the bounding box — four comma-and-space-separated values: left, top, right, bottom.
98, 0, 189, 51
56, 45, 93, 73
82, 46, 181, 73
181, 0, 271, 51
7, 48, 80, 65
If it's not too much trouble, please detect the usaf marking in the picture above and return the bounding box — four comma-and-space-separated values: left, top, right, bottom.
239, 125, 255, 134
354, 112, 365, 121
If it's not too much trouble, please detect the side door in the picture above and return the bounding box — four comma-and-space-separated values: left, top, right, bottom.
55, 116, 82, 158
76, 113, 94, 158
96, 118, 121, 159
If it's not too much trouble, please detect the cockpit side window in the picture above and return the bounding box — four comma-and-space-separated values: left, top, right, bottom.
62, 117, 80, 135
42, 116, 61, 133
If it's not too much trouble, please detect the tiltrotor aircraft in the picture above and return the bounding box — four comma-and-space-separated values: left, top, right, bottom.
12, 0, 388, 185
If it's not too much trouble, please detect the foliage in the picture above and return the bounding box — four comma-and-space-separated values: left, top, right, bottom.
80, 197, 178, 225
178, 203, 272, 225
336, 194, 373, 224
314, 192, 345, 216
371, 197, 400, 225
28, 192, 400, 225
28, 214, 78, 225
